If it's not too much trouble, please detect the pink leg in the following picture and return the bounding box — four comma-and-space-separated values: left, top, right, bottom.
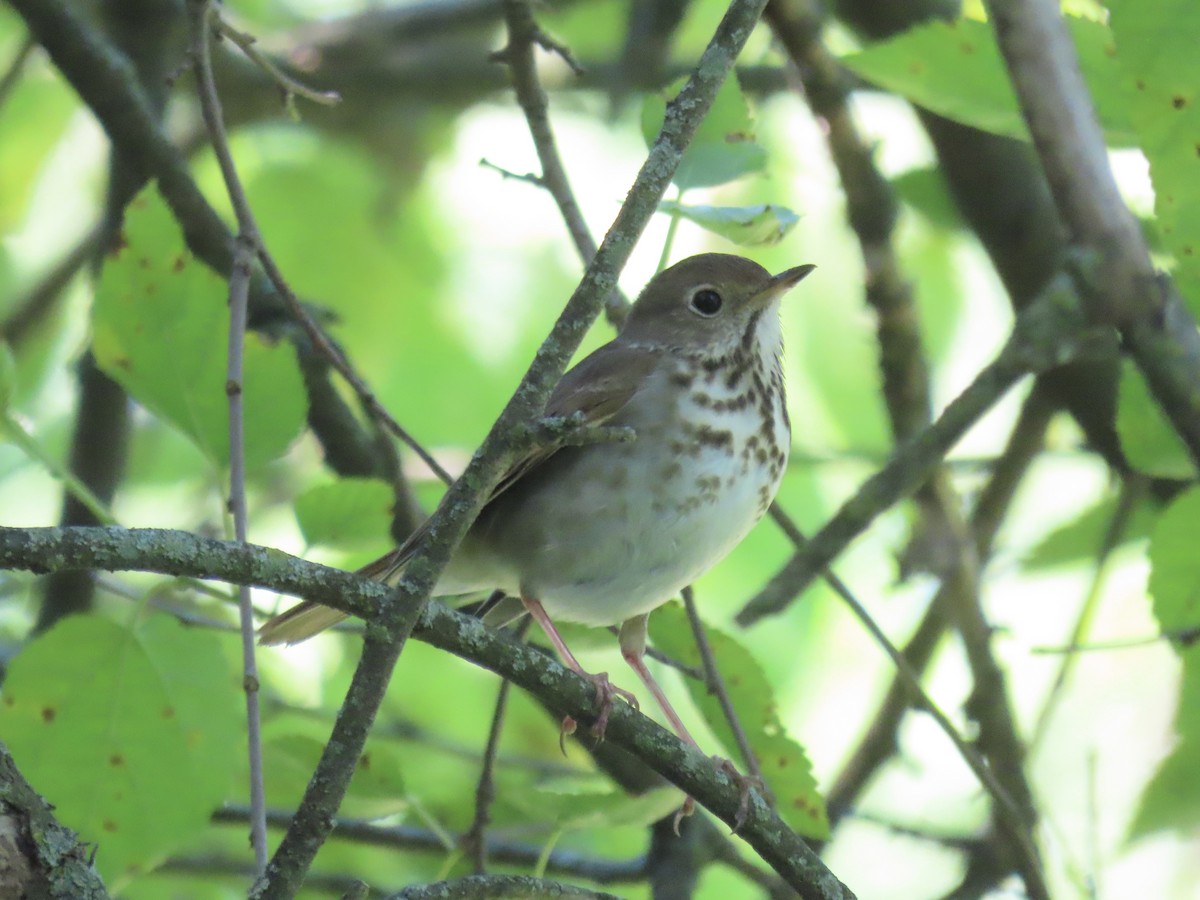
619, 615, 698, 828
522, 596, 638, 741
620, 615, 764, 832
618, 616, 699, 748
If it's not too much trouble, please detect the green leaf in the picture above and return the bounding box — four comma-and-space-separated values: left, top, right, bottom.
1116, 361, 1195, 480
892, 166, 962, 230
93, 190, 305, 470
1147, 487, 1200, 634
647, 603, 828, 838
0, 341, 16, 414
841, 16, 1133, 145
0, 614, 240, 885
263, 733, 408, 818
658, 201, 798, 246
0, 74, 76, 230
295, 478, 395, 549
1129, 647, 1200, 838
1024, 492, 1158, 570
1108, 0, 1200, 315
641, 76, 767, 190
501, 775, 683, 832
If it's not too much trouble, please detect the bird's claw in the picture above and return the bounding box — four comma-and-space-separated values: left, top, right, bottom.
671, 795, 696, 835
713, 755, 764, 833
557, 671, 638, 750
585, 670, 638, 741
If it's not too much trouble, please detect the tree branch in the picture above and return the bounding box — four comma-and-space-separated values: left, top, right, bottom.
984, 0, 1200, 467
0, 524, 852, 898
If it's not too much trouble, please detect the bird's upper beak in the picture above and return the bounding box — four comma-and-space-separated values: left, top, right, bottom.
752, 264, 816, 306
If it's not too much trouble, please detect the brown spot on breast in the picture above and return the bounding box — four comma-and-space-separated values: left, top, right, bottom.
692, 424, 734, 450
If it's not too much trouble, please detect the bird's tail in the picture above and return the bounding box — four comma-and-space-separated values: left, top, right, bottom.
257, 545, 409, 646
257, 601, 349, 646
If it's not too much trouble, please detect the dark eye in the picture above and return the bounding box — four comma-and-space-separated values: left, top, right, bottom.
689, 288, 723, 317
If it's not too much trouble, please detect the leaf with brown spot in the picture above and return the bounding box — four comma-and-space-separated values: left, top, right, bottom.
0, 613, 240, 883
648, 603, 828, 838
1109, 0, 1200, 313
92, 189, 305, 469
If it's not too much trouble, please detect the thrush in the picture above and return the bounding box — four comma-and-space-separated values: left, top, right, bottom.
261, 253, 814, 751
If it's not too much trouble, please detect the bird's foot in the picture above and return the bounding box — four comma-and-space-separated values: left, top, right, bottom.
558, 671, 639, 750
712, 756, 765, 833
671, 795, 696, 834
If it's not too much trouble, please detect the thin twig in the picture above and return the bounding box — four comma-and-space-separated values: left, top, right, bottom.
465, 615, 529, 873
0, 221, 103, 347
769, 507, 1032, 859
680, 587, 764, 787
253, 245, 455, 486
213, 15, 342, 108
479, 157, 545, 187
215, 804, 648, 885
189, 0, 268, 872
495, 0, 630, 326
1029, 476, 1146, 751
820, 382, 1055, 823
391, 875, 622, 900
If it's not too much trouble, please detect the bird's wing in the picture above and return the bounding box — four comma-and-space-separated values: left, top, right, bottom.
260, 341, 659, 643
363, 341, 660, 583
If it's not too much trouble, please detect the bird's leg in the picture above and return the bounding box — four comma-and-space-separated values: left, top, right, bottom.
619, 615, 764, 833
618, 615, 698, 746
618, 615, 698, 827
521, 596, 639, 743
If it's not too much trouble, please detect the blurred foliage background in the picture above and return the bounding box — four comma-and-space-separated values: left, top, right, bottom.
1, 0, 1199, 897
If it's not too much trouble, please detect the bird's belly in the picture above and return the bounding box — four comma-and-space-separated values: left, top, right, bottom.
476, 430, 783, 626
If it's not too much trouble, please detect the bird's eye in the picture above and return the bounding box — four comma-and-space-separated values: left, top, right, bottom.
689, 288, 723, 317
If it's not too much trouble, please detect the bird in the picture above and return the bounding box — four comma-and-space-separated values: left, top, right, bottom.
260, 253, 814, 751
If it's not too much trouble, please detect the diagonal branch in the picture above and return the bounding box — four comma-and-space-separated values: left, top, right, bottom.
0, 523, 853, 899
984, 0, 1200, 467
495, 0, 630, 325
738, 271, 1100, 624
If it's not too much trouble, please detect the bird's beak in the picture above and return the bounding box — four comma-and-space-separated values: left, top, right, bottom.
753, 264, 816, 306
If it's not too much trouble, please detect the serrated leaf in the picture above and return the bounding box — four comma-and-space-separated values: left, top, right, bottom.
641, 76, 767, 190
658, 201, 798, 246
1116, 361, 1195, 480
0, 614, 240, 885
1108, 0, 1200, 315
1024, 492, 1157, 570
295, 478, 394, 549
93, 190, 305, 470
841, 16, 1133, 145
647, 603, 828, 838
